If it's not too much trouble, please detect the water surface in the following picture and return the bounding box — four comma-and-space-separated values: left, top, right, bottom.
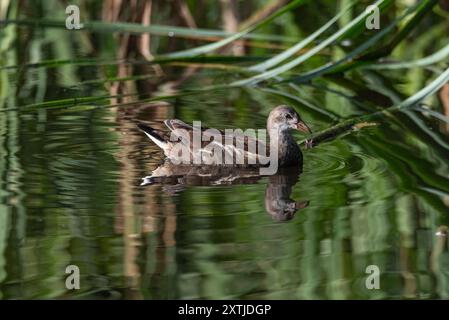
1, 13, 449, 300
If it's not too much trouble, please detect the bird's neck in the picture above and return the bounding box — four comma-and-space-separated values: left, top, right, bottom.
269, 128, 295, 144
269, 128, 301, 166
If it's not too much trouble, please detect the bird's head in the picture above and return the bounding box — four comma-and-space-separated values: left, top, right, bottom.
267, 105, 312, 134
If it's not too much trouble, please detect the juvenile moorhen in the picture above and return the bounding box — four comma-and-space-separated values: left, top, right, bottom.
137, 105, 311, 168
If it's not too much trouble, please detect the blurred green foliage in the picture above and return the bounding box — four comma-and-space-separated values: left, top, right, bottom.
0, 0, 448, 299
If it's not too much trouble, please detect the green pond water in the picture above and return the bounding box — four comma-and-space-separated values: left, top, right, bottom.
1, 7, 449, 299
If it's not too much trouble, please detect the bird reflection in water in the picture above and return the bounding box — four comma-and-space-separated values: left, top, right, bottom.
141, 163, 309, 222
264, 168, 309, 221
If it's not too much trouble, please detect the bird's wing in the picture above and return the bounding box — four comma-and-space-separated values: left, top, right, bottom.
217, 131, 269, 164
164, 118, 222, 145
162, 119, 195, 150
164, 119, 193, 133
198, 129, 269, 165
163, 119, 269, 164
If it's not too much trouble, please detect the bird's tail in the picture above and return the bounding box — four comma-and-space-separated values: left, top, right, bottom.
137, 123, 168, 150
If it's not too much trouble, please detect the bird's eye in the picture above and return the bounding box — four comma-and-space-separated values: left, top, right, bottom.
286, 114, 292, 120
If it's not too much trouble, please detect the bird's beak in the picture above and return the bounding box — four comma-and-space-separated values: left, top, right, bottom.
295, 120, 312, 134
